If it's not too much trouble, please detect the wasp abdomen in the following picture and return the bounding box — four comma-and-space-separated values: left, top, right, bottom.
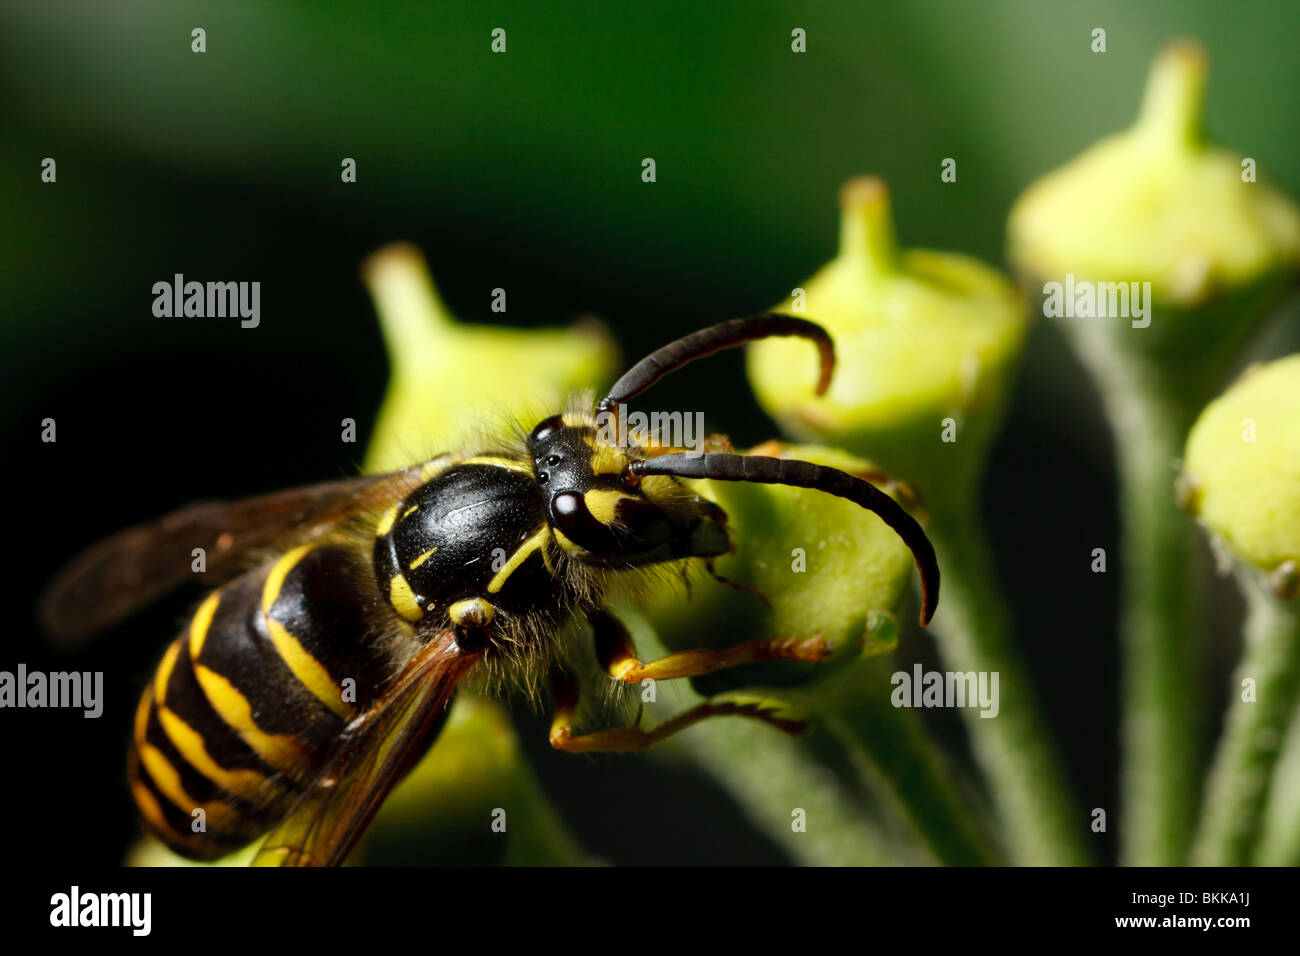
129, 543, 396, 859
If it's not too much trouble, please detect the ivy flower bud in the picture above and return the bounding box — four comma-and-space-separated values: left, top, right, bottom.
1181, 354, 1300, 596
747, 177, 1026, 497
1008, 40, 1300, 391
362, 242, 618, 471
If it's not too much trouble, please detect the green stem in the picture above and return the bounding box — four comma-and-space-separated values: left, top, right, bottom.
672, 717, 902, 865
1067, 330, 1204, 865
625, 610, 984, 864
816, 657, 1002, 865
1193, 573, 1300, 865
1257, 699, 1300, 865
926, 504, 1091, 865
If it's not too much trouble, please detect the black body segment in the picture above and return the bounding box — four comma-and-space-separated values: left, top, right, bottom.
130, 543, 399, 859
374, 459, 556, 625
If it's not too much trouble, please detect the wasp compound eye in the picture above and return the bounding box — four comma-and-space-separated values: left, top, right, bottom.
529, 414, 564, 448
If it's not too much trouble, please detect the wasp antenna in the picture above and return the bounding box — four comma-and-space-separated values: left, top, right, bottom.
598, 315, 834, 412
630, 452, 939, 626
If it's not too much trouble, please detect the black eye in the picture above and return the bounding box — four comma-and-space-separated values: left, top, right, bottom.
546, 454, 562, 467
552, 491, 583, 521
529, 414, 564, 446
537, 472, 549, 485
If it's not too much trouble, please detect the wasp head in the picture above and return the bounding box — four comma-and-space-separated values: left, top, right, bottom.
525, 411, 729, 567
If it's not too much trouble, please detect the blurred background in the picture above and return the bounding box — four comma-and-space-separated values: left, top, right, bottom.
3, 0, 1298, 865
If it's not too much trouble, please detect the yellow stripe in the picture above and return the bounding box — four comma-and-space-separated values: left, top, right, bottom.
187, 592, 222, 658
409, 547, 437, 569
134, 684, 154, 748
584, 488, 631, 525
138, 743, 237, 827
261, 545, 316, 616
157, 705, 276, 803
461, 455, 531, 474
551, 527, 587, 555
419, 456, 453, 482
129, 761, 181, 842
260, 544, 354, 720
389, 574, 423, 622
375, 504, 400, 536
487, 527, 550, 593
193, 664, 307, 773
154, 640, 181, 705
264, 617, 355, 720
402, 504, 420, 519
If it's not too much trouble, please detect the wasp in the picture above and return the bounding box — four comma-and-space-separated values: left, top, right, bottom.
39, 315, 939, 866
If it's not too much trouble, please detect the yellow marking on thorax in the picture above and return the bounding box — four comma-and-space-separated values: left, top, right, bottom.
487, 527, 550, 593
389, 573, 424, 622
193, 664, 308, 773
409, 547, 437, 569
461, 455, 532, 474
186, 591, 222, 659
584, 488, 632, 525
157, 706, 277, 803
402, 504, 420, 519
448, 597, 495, 628
375, 504, 400, 537
420, 457, 453, 482
261, 545, 355, 721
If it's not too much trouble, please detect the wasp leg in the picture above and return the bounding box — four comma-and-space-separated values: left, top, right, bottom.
548, 668, 806, 754
590, 609, 830, 684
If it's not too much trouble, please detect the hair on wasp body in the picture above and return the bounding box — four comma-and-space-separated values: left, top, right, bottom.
39, 313, 939, 866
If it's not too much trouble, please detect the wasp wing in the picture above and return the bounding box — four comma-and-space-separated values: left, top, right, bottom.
253, 632, 477, 867
38, 464, 432, 645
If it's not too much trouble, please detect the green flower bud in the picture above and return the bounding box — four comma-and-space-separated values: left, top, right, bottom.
644, 443, 918, 692
1181, 354, 1300, 595
747, 177, 1027, 497
1008, 40, 1300, 393
362, 242, 618, 472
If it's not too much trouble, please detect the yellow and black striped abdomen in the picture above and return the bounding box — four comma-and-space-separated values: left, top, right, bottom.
129, 543, 401, 860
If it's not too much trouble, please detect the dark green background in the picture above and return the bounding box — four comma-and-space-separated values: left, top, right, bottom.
3, 1, 1297, 865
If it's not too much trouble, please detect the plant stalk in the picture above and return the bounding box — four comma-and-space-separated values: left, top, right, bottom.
1067, 329, 1205, 865
1193, 572, 1300, 865
926, 503, 1091, 865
